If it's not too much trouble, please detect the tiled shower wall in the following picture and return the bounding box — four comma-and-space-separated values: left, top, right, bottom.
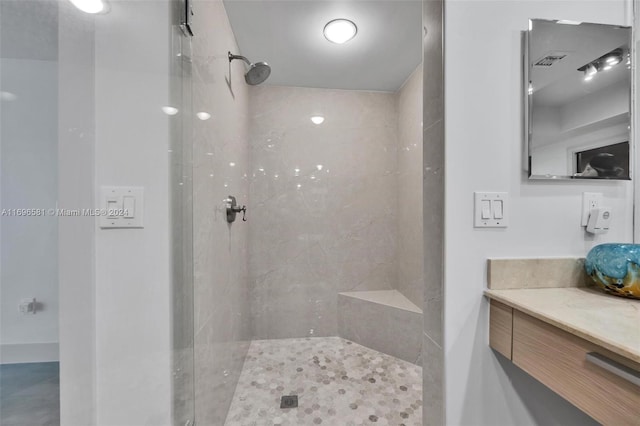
397, 65, 424, 308
248, 76, 425, 338
248, 86, 399, 339
422, 0, 444, 424
191, 1, 251, 424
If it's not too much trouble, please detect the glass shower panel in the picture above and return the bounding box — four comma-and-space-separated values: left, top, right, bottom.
0, 1, 61, 424
170, 9, 196, 426
1, 1, 197, 424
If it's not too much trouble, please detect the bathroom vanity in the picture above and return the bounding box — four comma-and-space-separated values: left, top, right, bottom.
485, 259, 640, 425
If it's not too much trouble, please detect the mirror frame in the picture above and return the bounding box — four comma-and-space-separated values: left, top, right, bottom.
523, 19, 633, 181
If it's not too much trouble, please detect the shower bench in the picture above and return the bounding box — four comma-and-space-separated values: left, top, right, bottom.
337, 290, 423, 365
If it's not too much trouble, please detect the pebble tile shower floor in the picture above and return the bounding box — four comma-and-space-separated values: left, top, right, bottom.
224, 337, 422, 426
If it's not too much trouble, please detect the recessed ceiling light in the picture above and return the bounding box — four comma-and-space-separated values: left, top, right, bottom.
324, 19, 357, 44
197, 112, 211, 121
310, 115, 325, 124
69, 0, 106, 14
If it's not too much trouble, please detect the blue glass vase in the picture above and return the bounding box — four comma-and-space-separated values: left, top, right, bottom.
584, 243, 640, 299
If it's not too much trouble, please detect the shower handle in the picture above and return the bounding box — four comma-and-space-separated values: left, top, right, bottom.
225, 195, 247, 223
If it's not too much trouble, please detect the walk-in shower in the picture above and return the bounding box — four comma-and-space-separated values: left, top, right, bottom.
228, 51, 271, 85
191, 0, 426, 424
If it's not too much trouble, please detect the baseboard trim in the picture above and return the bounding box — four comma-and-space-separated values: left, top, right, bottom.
0, 342, 59, 364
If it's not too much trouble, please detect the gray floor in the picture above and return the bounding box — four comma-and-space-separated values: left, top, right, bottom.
0, 362, 60, 426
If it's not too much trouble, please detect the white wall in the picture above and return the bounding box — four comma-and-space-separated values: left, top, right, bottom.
445, 1, 633, 424
58, 1, 96, 423
561, 80, 629, 132
0, 57, 60, 363
0, 0, 60, 364
93, 1, 173, 424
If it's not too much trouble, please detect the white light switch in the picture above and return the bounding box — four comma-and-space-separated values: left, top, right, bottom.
492, 200, 504, 219
100, 186, 144, 229
474, 192, 508, 228
481, 200, 491, 219
123, 196, 135, 218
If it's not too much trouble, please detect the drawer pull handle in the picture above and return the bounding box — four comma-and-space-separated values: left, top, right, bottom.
585, 352, 640, 387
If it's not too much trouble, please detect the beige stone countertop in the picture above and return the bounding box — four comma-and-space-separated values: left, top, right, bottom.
484, 287, 640, 364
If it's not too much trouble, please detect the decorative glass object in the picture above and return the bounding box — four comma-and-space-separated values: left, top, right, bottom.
585, 243, 640, 299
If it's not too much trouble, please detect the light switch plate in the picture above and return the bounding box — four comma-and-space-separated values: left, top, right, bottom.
474, 192, 508, 228
99, 186, 144, 229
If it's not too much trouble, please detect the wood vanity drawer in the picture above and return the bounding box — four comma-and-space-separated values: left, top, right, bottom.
512, 310, 640, 425
489, 300, 513, 359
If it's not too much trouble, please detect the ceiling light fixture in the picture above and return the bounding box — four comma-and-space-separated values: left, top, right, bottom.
323, 19, 357, 44
197, 112, 211, 121
310, 115, 325, 124
578, 47, 625, 82
69, 0, 106, 14
583, 64, 597, 81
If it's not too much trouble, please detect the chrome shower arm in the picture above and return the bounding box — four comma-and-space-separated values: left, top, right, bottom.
228, 52, 251, 66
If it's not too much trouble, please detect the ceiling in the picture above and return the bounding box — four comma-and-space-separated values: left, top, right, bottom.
530, 20, 630, 107
223, 0, 423, 92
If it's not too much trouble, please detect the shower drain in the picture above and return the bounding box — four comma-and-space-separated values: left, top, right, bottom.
280, 395, 298, 409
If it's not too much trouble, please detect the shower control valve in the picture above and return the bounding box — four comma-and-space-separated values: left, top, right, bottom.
225, 195, 247, 223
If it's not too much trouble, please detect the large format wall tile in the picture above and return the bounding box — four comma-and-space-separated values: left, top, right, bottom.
338, 291, 423, 364
191, 1, 251, 424
397, 65, 425, 308
248, 86, 399, 339
422, 0, 445, 424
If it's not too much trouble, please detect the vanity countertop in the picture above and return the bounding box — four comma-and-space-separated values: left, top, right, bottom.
484, 287, 640, 363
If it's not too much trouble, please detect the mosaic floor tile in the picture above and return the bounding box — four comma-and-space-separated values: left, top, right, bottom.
225, 337, 422, 425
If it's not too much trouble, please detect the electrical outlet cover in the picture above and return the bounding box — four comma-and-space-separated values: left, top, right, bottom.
581, 192, 603, 226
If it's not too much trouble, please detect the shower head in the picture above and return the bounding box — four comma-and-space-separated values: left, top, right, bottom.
228, 52, 271, 85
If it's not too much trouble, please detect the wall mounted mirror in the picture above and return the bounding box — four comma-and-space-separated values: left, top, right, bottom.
524, 19, 632, 180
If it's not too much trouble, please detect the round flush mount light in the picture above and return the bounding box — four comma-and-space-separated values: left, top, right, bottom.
323, 19, 357, 44
69, 0, 106, 14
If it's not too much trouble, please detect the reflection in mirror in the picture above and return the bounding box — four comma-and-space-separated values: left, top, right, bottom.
526, 19, 631, 180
